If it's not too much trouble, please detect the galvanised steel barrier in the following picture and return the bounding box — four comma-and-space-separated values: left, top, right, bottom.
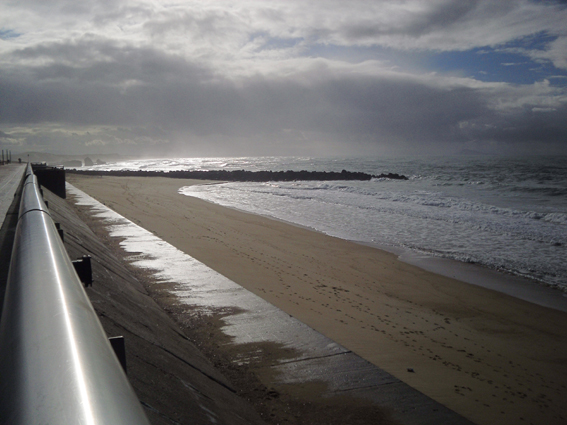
0, 164, 151, 424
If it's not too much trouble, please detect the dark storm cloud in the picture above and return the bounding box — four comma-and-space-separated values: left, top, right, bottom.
475, 104, 567, 149
1, 39, 211, 126
1, 43, 565, 155
1, 49, 472, 134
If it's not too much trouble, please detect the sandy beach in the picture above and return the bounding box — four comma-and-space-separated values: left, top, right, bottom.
67, 174, 567, 425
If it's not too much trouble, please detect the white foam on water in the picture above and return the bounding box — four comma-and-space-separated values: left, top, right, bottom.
180, 178, 567, 292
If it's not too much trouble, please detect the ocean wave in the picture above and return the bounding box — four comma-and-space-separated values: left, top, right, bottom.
228, 181, 567, 228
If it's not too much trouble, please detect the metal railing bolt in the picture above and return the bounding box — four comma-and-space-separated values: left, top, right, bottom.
72, 255, 93, 287
109, 336, 127, 374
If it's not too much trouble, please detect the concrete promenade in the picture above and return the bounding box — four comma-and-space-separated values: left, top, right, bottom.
0, 163, 25, 229
0, 163, 25, 314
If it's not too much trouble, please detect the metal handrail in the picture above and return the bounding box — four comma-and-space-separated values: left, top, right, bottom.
0, 164, 151, 424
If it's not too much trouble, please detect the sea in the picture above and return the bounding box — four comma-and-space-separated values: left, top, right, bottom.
83, 155, 567, 300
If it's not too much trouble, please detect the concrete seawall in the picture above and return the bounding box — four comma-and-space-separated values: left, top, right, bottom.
42, 187, 266, 425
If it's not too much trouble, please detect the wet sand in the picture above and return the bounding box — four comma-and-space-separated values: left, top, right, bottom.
67, 174, 567, 425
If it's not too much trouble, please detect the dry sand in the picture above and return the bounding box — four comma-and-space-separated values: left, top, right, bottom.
67, 174, 567, 425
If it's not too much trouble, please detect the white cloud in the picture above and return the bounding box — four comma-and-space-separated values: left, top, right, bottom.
3, 1, 567, 69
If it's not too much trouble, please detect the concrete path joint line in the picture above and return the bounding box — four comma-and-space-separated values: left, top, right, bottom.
273, 350, 353, 366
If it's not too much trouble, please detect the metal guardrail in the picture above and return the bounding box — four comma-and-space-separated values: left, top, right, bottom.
0, 164, 151, 424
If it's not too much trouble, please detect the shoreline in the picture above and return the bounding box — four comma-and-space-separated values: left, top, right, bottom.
66, 174, 567, 425
179, 182, 567, 313
397, 249, 567, 313
358, 240, 567, 313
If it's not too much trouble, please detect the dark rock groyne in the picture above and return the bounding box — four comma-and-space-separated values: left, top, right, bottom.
67, 169, 408, 182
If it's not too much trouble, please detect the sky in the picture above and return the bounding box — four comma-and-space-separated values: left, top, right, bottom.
1, 0, 567, 158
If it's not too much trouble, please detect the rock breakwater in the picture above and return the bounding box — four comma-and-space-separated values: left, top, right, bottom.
67, 169, 408, 182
